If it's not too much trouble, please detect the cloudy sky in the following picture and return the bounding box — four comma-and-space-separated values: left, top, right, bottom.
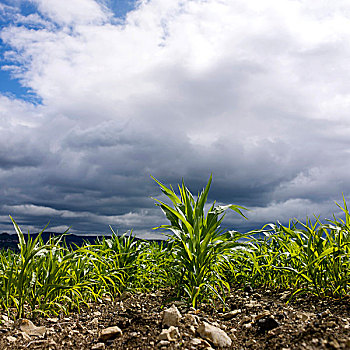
0, 0, 350, 238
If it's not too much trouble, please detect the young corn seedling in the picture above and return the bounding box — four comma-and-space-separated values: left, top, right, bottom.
96, 228, 146, 293
152, 175, 248, 308
10, 216, 52, 318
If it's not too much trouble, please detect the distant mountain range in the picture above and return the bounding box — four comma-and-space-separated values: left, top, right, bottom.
0, 232, 164, 252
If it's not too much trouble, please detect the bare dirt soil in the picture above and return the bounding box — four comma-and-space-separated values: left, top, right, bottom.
0, 287, 349, 349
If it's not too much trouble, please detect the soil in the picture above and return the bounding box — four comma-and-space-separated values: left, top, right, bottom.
0, 287, 349, 349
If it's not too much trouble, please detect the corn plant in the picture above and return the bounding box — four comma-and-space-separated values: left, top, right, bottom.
75, 245, 124, 301
152, 175, 248, 307
9, 216, 54, 318
131, 240, 172, 292
0, 248, 18, 314
96, 228, 146, 293
26, 236, 77, 316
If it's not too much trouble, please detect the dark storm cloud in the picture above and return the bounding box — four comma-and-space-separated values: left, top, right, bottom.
0, 152, 41, 169
0, 0, 350, 237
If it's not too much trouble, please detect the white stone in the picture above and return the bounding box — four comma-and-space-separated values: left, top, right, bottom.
1, 315, 14, 326
188, 325, 196, 335
90, 317, 99, 327
19, 319, 46, 338
6, 335, 17, 342
297, 312, 313, 322
197, 321, 232, 348
158, 340, 170, 347
162, 304, 182, 327
184, 313, 199, 326
189, 338, 212, 348
221, 309, 241, 320
190, 338, 203, 346
20, 331, 31, 341
99, 325, 122, 341
254, 311, 271, 322
159, 326, 180, 341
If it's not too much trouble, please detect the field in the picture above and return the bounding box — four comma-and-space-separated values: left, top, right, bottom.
0, 176, 349, 349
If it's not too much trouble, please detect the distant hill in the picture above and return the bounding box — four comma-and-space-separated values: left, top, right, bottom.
0, 231, 103, 251
0, 232, 165, 252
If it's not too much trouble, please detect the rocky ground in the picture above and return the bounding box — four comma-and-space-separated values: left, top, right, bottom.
0, 287, 349, 349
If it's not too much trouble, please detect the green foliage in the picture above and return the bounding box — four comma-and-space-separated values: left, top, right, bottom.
0, 179, 349, 319
152, 175, 248, 307
227, 196, 350, 300
95, 228, 169, 293
0, 218, 169, 319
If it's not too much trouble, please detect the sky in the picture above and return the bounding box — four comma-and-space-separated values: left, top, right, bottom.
1, 0, 350, 239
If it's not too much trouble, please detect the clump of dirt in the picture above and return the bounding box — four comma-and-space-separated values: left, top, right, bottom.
0, 287, 349, 349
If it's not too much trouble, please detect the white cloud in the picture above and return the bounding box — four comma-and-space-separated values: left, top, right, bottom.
33, 0, 111, 26
1, 0, 350, 235
2, 203, 163, 234
0, 95, 43, 128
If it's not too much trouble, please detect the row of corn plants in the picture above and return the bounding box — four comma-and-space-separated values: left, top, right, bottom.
0, 218, 172, 319
0, 176, 349, 319
227, 200, 350, 299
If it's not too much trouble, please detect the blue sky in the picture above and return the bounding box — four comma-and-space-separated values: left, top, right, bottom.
0, 0, 350, 238
0, 0, 137, 100
0, 2, 33, 99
